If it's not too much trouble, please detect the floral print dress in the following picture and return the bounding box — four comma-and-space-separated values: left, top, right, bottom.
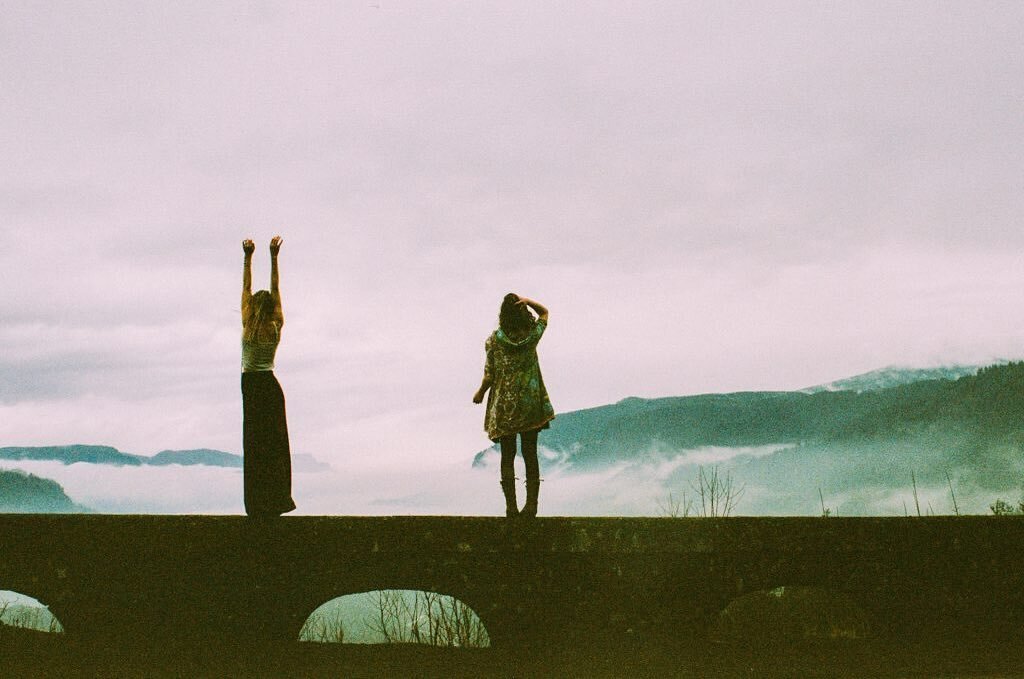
483, 319, 555, 441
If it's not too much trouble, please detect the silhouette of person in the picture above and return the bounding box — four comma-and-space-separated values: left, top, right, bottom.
473, 293, 555, 517
240, 236, 296, 517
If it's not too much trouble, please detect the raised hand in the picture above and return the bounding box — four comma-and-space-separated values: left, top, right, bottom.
270, 235, 283, 256
242, 239, 255, 255
515, 296, 548, 321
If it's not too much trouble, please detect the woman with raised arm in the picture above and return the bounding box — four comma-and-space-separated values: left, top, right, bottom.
473, 293, 555, 518
241, 236, 296, 517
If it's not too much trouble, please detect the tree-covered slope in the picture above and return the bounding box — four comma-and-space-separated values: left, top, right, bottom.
0, 469, 88, 513
0, 445, 143, 466
473, 362, 1024, 471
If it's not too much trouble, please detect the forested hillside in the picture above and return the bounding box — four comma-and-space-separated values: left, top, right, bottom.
474, 362, 1024, 472
0, 469, 88, 513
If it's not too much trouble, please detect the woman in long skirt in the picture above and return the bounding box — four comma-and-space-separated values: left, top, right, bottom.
241, 236, 296, 517
473, 293, 555, 517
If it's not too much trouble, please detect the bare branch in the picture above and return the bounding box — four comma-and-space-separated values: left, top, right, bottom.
687, 466, 745, 517
945, 471, 960, 516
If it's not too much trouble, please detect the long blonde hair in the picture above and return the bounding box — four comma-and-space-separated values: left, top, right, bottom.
243, 290, 278, 342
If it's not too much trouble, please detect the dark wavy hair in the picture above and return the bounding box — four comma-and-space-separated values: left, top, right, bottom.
498, 293, 534, 336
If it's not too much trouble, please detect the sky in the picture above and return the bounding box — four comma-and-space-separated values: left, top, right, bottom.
3, 1, 1024, 514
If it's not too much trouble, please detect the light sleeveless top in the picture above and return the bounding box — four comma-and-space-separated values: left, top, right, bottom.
241, 325, 280, 372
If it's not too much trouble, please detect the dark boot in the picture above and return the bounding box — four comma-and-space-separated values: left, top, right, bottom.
522, 479, 540, 518
500, 476, 519, 518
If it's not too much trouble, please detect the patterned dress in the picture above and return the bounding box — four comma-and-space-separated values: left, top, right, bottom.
483, 319, 555, 441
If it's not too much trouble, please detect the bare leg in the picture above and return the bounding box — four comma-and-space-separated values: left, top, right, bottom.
498, 436, 519, 518
521, 430, 540, 518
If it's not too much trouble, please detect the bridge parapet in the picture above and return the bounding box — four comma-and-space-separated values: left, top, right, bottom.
2, 515, 1023, 653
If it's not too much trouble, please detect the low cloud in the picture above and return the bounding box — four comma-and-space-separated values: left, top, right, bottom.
7, 438, 1016, 518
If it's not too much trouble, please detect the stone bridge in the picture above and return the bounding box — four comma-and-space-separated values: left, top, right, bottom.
2, 515, 1023, 655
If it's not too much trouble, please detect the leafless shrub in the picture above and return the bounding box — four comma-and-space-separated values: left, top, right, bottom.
689, 465, 744, 517
990, 498, 1024, 516
0, 602, 63, 633
911, 471, 922, 517
365, 590, 489, 648
657, 489, 693, 517
945, 471, 960, 516
298, 605, 345, 643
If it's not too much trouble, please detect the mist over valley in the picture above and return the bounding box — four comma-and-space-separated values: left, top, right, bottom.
4, 363, 1023, 516
478, 361, 1024, 516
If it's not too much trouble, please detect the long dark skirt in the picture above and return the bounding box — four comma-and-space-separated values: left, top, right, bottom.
241, 371, 296, 516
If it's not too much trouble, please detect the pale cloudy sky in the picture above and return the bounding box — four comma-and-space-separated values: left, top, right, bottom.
3, 1, 1024, 488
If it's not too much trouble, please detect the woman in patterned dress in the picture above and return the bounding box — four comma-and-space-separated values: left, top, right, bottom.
473, 293, 555, 517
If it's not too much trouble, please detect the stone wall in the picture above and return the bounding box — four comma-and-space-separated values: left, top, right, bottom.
2, 515, 1023, 652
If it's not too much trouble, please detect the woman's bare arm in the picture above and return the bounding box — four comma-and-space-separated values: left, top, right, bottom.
517, 297, 549, 322
473, 375, 492, 404
269, 235, 284, 327
241, 239, 254, 324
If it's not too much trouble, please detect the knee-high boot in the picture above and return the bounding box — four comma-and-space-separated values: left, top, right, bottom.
522, 478, 540, 518
500, 474, 519, 518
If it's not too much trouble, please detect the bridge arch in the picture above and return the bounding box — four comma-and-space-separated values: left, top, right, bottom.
298, 589, 490, 647
0, 589, 65, 634
279, 556, 520, 646
711, 586, 871, 642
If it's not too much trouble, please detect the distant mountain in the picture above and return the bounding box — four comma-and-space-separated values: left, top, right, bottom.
0, 445, 243, 468
802, 364, 992, 393
472, 362, 1024, 473
0, 445, 143, 466
148, 449, 243, 467
0, 469, 89, 513
474, 389, 863, 470
0, 445, 335, 472
148, 449, 330, 471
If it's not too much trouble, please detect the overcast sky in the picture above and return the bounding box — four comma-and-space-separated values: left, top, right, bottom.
3, 1, 1024, 485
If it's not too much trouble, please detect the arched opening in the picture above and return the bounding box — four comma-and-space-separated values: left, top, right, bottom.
0, 590, 64, 634
711, 586, 870, 643
299, 590, 490, 648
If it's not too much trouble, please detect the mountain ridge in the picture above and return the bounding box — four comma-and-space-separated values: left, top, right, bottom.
472, 362, 1024, 470
0, 445, 242, 468
802, 364, 995, 393
0, 446, 332, 474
